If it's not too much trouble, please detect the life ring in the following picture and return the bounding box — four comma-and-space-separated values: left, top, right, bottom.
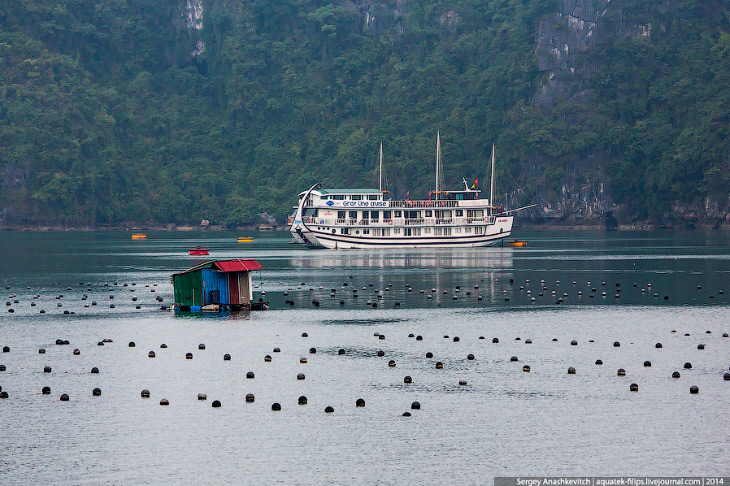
440, 201, 446, 207
388, 220, 393, 225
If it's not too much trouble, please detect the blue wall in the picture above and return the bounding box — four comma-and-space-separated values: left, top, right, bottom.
201, 269, 230, 305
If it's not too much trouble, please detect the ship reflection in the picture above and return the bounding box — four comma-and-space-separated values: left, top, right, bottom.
288, 248, 514, 270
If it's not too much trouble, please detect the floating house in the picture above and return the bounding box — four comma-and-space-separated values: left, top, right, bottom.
171, 259, 264, 311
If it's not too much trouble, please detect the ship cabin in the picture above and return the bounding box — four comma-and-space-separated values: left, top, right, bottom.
171, 259, 264, 311
294, 186, 495, 235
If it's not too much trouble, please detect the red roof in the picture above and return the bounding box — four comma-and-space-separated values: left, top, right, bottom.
213, 259, 263, 272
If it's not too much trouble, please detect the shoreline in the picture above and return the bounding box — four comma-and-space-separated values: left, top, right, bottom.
2, 222, 729, 232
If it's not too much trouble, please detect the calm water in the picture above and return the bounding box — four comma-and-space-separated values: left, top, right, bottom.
1, 230, 729, 484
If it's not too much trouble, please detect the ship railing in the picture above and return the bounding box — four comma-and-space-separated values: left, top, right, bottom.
390, 200, 458, 208
404, 218, 425, 226
435, 218, 453, 225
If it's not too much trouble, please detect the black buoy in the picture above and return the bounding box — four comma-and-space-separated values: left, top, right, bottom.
297, 373, 305, 380
60, 394, 70, 401
416, 335, 423, 341
129, 341, 136, 347
338, 349, 345, 355
199, 344, 205, 350
246, 371, 254, 379
571, 340, 578, 346
148, 351, 155, 358
644, 361, 651, 367
613, 341, 620, 347
39, 348, 45, 354
425, 352, 433, 358
324, 406, 334, 413
198, 393, 207, 401
595, 359, 603, 365
404, 376, 412, 384
212, 400, 221, 408
630, 383, 639, 392
467, 354, 475, 360
2, 346, 9, 353
523, 365, 530, 372
402, 412, 411, 417
492, 338, 499, 343
510, 356, 518, 362
298, 396, 307, 405
141, 389, 150, 398
617, 368, 626, 376
684, 362, 692, 369
453, 336, 460, 342
689, 385, 699, 394
525, 339, 532, 344
302, 333, 308, 338
697, 344, 705, 350
568, 367, 576, 374
672, 371, 680, 379
264, 355, 272, 362
309, 347, 316, 354
42, 386, 51, 395
246, 393, 255, 403
356, 398, 365, 407
92, 388, 101, 396
271, 402, 281, 411
273, 347, 281, 353
388, 360, 396, 367
159, 398, 169, 406
223, 354, 231, 361
90, 367, 99, 374
655, 343, 662, 348
186, 352, 193, 359
411, 401, 421, 410
723, 373, 730, 381
44, 366, 52, 373
435, 361, 444, 369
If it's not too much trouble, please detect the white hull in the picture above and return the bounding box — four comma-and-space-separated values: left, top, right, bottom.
301, 217, 513, 249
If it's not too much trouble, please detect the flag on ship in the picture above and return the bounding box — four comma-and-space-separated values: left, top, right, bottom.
471, 177, 478, 189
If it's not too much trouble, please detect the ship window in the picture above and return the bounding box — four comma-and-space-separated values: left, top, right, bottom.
425, 210, 432, 217
394, 229, 400, 234
466, 227, 472, 233
424, 228, 431, 234
435, 227, 443, 236
371, 211, 379, 220
351, 195, 362, 200
363, 229, 370, 235
383, 211, 391, 219
332, 195, 345, 200
455, 227, 462, 234
341, 228, 349, 234
337, 211, 346, 219
455, 210, 463, 217
349, 211, 357, 219
368, 195, 379, 201
394, 211, 402, 218
382, 229, 390, 236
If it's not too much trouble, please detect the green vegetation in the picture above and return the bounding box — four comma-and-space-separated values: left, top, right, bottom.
1, 0, 728, 227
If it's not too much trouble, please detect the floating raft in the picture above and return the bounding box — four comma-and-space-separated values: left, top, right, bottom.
189, 246, 209, 256
131, 233, 147, 240
237, 236, 254, 242
508, 240, 527, 247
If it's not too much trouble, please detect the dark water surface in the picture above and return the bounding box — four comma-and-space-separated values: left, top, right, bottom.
1, 230, 729, 484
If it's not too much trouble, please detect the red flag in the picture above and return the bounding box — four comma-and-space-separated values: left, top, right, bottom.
406, 191, 410, 200
475, 177, 478, 186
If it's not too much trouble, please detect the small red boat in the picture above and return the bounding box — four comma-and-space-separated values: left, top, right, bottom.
188, 245, 209, 256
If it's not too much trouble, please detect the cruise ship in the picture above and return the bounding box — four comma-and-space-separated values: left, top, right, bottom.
288, 134, 526, 249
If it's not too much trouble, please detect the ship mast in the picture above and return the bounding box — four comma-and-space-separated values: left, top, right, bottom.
435, 131, 441, 201
379, 141, 383, 192
490, 143, 496, 211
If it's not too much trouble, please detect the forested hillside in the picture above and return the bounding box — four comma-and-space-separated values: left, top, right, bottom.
1, 0, 729, 228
